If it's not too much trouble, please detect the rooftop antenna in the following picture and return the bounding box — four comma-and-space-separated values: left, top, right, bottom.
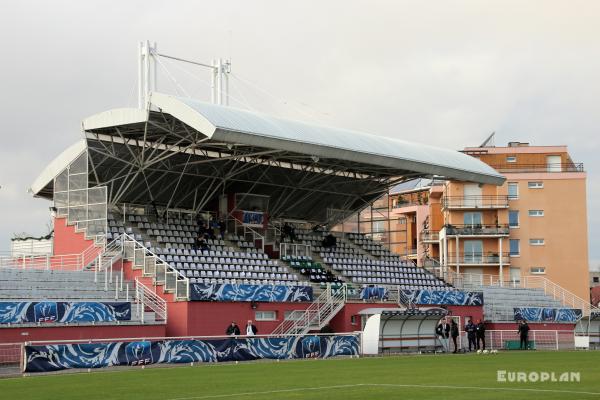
137, 41, 231, 109
479, 131, 495, 148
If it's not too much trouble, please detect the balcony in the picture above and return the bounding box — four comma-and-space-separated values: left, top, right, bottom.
420, 230, 440, 242
442, 195, 509, 210
446, 252, 510, 265
489, 162, 584, 174
443, 224, 510, 237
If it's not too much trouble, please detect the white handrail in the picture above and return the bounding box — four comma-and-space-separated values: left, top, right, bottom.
121, 233, 189, 301
135, 277, 167, 323
444, 271, 599, 316
0, 240, 104, 271
272, 284, 347, 335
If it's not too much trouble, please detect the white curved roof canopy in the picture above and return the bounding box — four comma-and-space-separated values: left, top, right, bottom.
32, 92, 504, 222
148, 93, 504, 185
30, 139, 86, 197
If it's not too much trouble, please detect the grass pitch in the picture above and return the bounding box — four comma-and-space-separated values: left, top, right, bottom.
1, 351, 599, 399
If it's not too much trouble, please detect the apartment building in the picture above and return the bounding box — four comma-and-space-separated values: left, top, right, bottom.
391, 141, 589, 301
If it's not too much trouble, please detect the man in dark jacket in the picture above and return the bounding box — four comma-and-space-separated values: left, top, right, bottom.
465, 319, 477, 352
476, 319, 486, 350
245, 320, 258, 336
518, 320, 530, 350
435, 318, 451, 352
226, 321, 240, 336
450, 319, 460, 353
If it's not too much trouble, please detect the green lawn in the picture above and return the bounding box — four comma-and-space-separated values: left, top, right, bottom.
1, 352, 599, 400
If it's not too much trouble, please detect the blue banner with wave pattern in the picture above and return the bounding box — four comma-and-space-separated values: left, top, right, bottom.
513, 307, 582, 323
401, 289, 484, 306
0, 301, 131, 324
24, 334, 359, 372
190, 283, 313, 302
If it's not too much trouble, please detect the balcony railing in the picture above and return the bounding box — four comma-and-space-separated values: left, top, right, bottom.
420, 230, 439, 242
446, 252, 510, 265
444, 224, 510, 236
442, 195, 509, 209
489, 163, 584, 173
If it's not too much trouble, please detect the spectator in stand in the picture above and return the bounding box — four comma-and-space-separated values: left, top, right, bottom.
476, 319, 486, 350
246, 320, 258, 336
450, 319, 460, 353
435, 318, 450, 352
218, 219, 226, 239
226, 321, 240, 336
465, 319, 477, 352
518, 320, 530, 350
283, 222, 295, 243
322, 233, 337, 248
320, 324, 334, 334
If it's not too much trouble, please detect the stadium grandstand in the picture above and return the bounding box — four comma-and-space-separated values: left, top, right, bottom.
1, 43, 596, 376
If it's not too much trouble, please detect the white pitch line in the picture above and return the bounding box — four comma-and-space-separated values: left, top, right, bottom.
166, 382, 600, 400
369, 383, 600, 396
167, 384, 367, 400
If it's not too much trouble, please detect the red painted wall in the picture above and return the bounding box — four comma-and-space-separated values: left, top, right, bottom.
183, 302, 312, 337
591, 286, 600, 308
0, 324, 166, 343
53, 216, 95, 256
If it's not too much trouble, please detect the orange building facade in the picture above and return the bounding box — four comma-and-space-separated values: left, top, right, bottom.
390, 142, 589, 301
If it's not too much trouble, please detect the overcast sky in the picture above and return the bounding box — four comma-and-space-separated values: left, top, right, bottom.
0, 0, 598, 267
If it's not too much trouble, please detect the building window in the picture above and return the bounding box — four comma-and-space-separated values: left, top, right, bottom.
463, 212, 482, 226
509, 239, 520, 256
594, 277, 600, 283
350, 315, 358, 325
528, 181, 544, 189
528, 210, 544, 217
255, 311, 277, 321
283, 311, 301, 321
530, 267, 546, 275
372, 220, 385, 233
508, 210, 519, 228
529, 238, 545, 246
506, 156, 517, 163
508, 183, 519, 200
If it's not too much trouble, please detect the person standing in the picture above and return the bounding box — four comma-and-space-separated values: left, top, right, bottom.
226, 321, 240, 336
476, 319, 486, 350
450, 319, 460, 353
465, 319, 477, 352
518, 320, 530, 350
435, 318, 450, 352
246, 320, 258, 336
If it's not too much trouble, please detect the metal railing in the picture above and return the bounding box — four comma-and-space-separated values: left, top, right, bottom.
456, 330, 575, 351
0, 241, 104, 271
135, 278, 167, 323
446, 252, 510, 265
444, 272, 600, 317
443, 224, 510, 236
279, 243, 312, 258
442, 195, 509, 209
271, 284, 347, 335
489, 162, 584, 173
122, 233, 189, 301
420, 231, 439, 242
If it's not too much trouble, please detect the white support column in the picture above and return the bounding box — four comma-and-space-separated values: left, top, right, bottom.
499, 237, 504, 287
143, 40, 151, 109
443, 236, 448, 279
211, 59, 216, 104
216, 58, 223, 105
151, 41, 157, 94
455, 236, 460, 275
137, 42, 144, 109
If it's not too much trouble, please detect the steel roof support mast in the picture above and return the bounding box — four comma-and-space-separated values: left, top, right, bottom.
138, 41, 230, 109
